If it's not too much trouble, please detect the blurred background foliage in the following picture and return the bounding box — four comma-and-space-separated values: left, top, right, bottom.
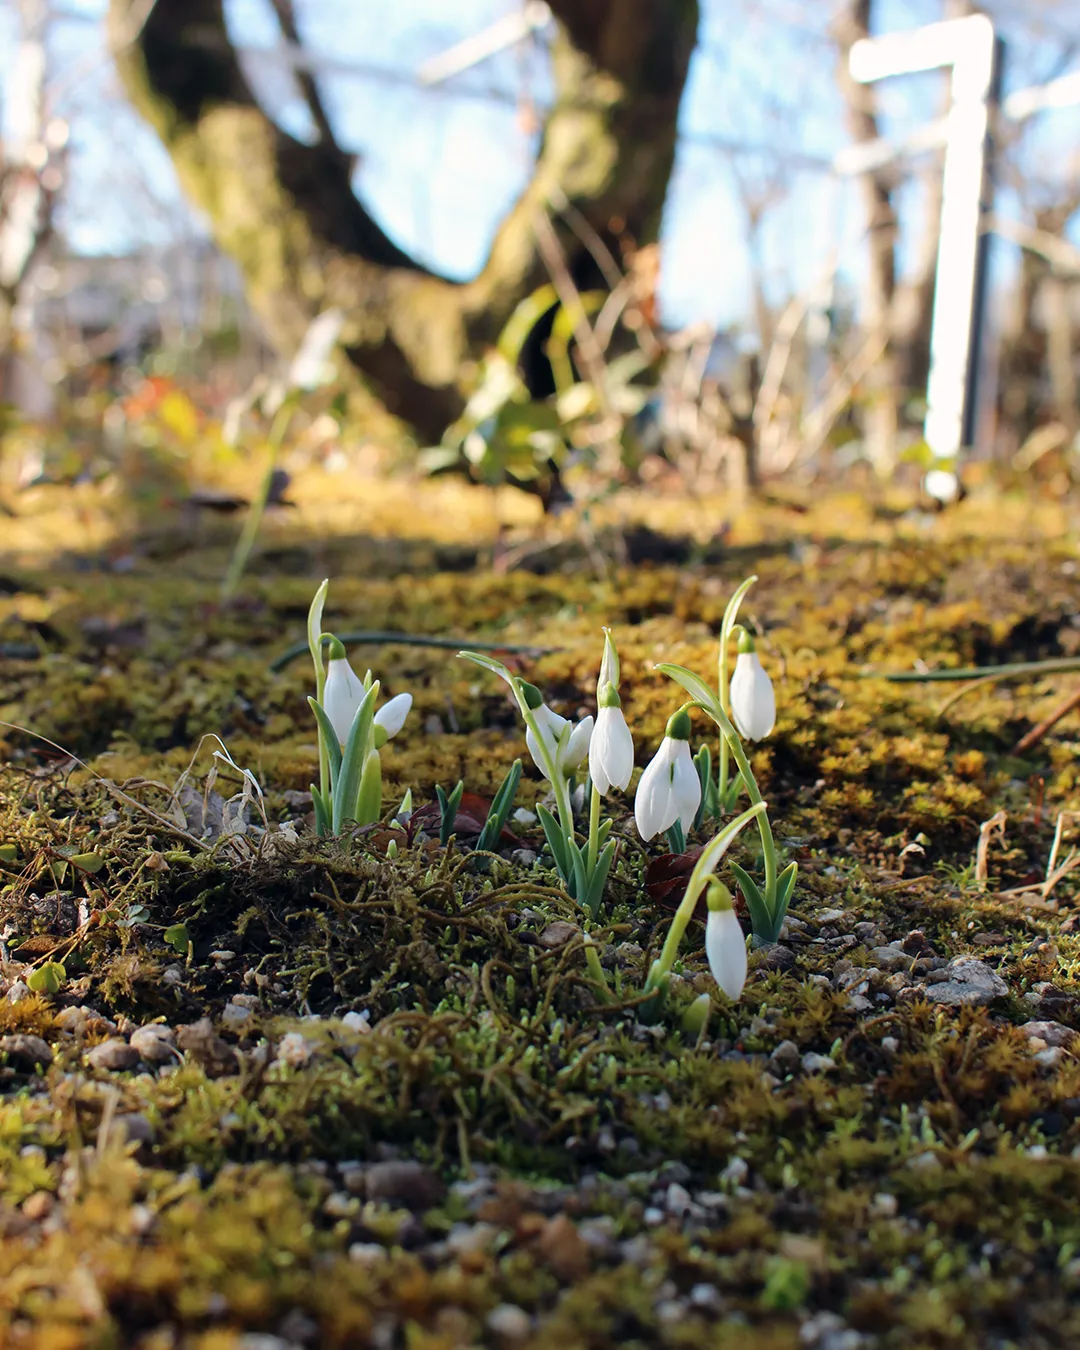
0, 0, 1078, 560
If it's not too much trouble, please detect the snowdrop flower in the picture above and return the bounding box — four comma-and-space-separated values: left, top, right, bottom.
589, 629, 634, 795
705, 881, 747, 1001
522, 682, 593, 780
323, 639, 411, 746
374, 692, 412, 746
288, 308, 344, 391
729, 631, 775, 742
635, 709, 701, 840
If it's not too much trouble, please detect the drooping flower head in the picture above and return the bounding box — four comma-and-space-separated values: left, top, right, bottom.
729, 630, 775, 742
635, 707, 701, 841
705, 880, 747, 1001
323, 637, 412, 748
590, 628, 634, 796
520, 681, 593, 781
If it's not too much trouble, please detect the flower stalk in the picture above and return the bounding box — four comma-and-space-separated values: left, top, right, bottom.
643, 800, 767, 1003
459, 642, 618, 917
658, 577, 795, 943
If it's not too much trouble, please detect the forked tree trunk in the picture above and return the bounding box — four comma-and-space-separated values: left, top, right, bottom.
108, 0, 699, 442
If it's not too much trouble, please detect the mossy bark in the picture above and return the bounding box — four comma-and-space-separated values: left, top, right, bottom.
107, 0, 698, 441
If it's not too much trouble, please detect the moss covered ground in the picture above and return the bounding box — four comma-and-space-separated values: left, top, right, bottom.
1, 474, 1080, 1349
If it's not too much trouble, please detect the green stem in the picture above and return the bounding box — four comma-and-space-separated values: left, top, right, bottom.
716, 578, 756, 802
718, 640, 730, 805
221, 400, 294, 602
307, 578, 330, 800
518, 703, 575, 846
648, 801, 767, 988
700, 703, 778, 919
586, 783, 601, 875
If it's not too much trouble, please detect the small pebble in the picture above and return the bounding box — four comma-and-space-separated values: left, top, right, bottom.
21, 1191, 55, 1221
130, 1024, 178, 1065
0, 1034, 53, 1070
801, 1053, 835, 1074
870, 1192, 897, 1218
115, 1113, 155, 1146
349, 1242, 386, 1266
1021, 1020, 1076, 1048
275, 1032, 315, 1068
87, 1038, 140, 1072
539, 920, 579, 949
689, 1282, 724, 1313
665, 1182, 692, 1215
486, 1304, 531, 1340
221, 1003, 253, 1031
365, 1159, 444, 1209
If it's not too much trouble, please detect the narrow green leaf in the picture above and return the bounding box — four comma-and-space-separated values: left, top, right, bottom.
496, 283, 559, 365
775, 860, 798, 914
333, 682, 379, 833
477, 758, 522, 852
536, 803, 573, 888
355, 749, 383, 826
720, 575, 758, 651
728, 860, 774, 942
307, 578, 329, 683
656, 662, 721, 717
584, 840, 616, 918
437, 780, 465, 845
665, 820, 686, 855
307, 698, 342, 787
458, 650, 514, 683
0, 843, 19, 863
311, 784, 330, 837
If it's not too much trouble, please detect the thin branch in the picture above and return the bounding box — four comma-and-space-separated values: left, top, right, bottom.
267, 0, 341, 154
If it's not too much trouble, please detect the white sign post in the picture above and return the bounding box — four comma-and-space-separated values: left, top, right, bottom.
849, 15, 1004, 501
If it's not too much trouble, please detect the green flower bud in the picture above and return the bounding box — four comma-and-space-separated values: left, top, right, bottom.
736, 628, 756, 655
598, 681, 622, 709
706, 880, 735, 913
520, 681, 545, 710
665, 707, 692, 741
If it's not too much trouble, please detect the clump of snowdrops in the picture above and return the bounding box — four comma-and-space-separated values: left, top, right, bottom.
305, 576, 792, 1010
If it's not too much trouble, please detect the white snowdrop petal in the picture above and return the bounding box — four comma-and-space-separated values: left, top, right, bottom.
590, 705, 634, 796
634, 738, 679, 840
730, 652, 776, 741
323, 656, 365, 745
588, 720, 613, 796
374, 692, 412, 740
562, 715, 593, 772
525, 704, 566, 779
706, 905, 747, 1001
525, 726, 551, 780
671, 739, 703, 832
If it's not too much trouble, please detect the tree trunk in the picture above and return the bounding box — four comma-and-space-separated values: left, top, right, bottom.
108, 0, 699, 442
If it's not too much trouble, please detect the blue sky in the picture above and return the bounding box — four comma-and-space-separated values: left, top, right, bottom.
1, 0, 1078, 330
